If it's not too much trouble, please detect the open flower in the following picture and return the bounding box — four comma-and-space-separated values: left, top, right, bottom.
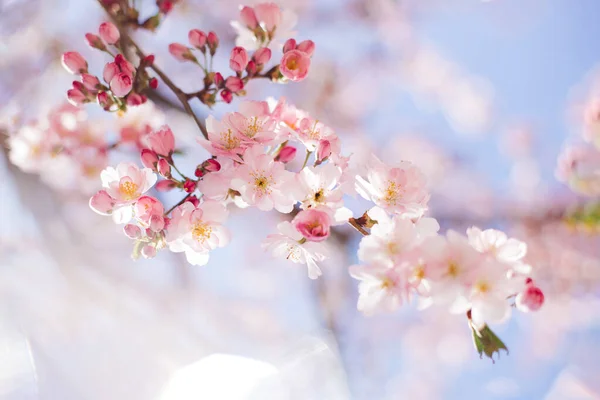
231, 3, 297, 50
279, 49, 311, 82
198, 115, 247, 162
230, 145, 296, 213
165, 201, 230, 266
262, 221, 328, 279
349, 262, 410, 315
293, 209, 332, 242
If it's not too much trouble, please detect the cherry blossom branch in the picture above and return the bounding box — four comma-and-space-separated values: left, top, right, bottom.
348, 218, 369, 236
164, 193, 192, 216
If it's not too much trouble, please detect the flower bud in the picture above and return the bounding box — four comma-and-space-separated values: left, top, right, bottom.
147, 125, 175, 157
252, 47, 272, 65
183, 179, 196, 193
280, 50, 311, 82
144, 54, 155, 66
516, 282, 545, 312
103, 62, 119, 83
67, 88, 87, 106
293, 209, 331, 242
157, 0, 174, 13
186, 195, 200, 207
224, 76, 244, 93
99, 22, 120, 45
124, 224, 142, 239
207, 31, 219, 55
296, 40, 315, 57
240, 6, 259, 29
317, 140, 331, 163
194, 167, 205, 178
245, 60, 257, 75
141, 149, 159, 170
156, 179, 176, 192
188, 29, 207, 51
229, 46, 249, 73
114, 54, 135, 77
149, 215, 165, 232
127, 93, 144, 106
89, 190, 115, 215
110, 73, 133, 97
61, 51, 88, 75
149, 77, 159, 89
275, 145, 296, 163
85, 33, 106, 50
220, 89, 233, 104
157, 158, 171, 178
283, 38, 296, 54
141, 245, 157, 259
202, 158, 221, 172
81, 74, 100, 91
97, 91, 113, 109
213, 72, 224, 87
168, 43, 196, 62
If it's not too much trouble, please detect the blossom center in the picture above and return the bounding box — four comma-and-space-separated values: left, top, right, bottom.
380, 277, 394, 289
313, 188, 325, 203
119, 181, 139, 200
383, 180, 403, 206
192, 221, 212, 243
220, 129, 240, 150
286, 58, 298, 70
244, 117, 261, 138
446, 261, 460, 278
250, 170, 273, 196
474, 281, 490, 294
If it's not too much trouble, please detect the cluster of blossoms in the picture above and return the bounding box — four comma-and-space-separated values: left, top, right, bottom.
4, 1, 546, 360
168, 3, 315, 105
62, 21, 158, 111
557, 91, 600, 195
8, 104, 109, 194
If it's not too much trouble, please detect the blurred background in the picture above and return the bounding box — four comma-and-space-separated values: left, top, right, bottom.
2, 0, 600, 399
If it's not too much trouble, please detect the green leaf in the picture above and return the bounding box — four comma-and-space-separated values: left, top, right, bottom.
470, 324, 508, 363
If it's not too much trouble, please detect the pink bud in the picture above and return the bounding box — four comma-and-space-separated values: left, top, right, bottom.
81, 74, 100, 91
207, 31, 219, 55
254, 2, 281, 31
188, 29, 207, 50
89, 190, 115, 215
61, 51, 88, 75
144, 54, 155, 65
126, 93, 144, 106
245, 60, 257, 75
202, 158, 221, 172
124, 224, 142, 239
283, 38, 296, 54
114, 54, 135, 77
97, 91, 112, 108
186, 195, 200, 207
147, 125, 175, 157
72, 81, 87, 93
157, 158, 171, 178
293, 209, 331, 242
224, 76, 244, 93
99, 22, 120, 45
156, 179, 176, 192
103, 62, 119, 83
195, 167, 205, 178
149, 77, 158, 89
67, 88, 87, 106
317, 140, 331, 162
141, 245, 157, 259
214, 72, 224, 87
220, 89, 233, 104
240, 6, 259, 29
275, 145, 296, 163
183, 179, 196, 193
141, 149, 159, 170
296, 40, 315, 57
85, 33, 106, 50
279, 49, 311, 82
252, 47, 272, 65
110, 72, 133, 97
516, 282, 545, 312
229, 46, 249, 73
168, 43, 195, 62
157, 0, 174, 13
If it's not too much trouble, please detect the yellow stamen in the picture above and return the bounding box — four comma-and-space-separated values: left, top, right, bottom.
192, 222, 212, 243
119, 181, 139, 201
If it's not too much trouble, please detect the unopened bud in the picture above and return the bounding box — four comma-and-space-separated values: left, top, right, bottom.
157, 158, 171, 178
275, 145, 296, 163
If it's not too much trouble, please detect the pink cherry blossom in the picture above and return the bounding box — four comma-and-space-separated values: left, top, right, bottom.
100, 162, 157, 204
198, 115, 247, 162
89, 190, 116, 215
147, 125, 175, 157
262, 221, 328, 279
356, 155, 430, 218
225, 101, 277, 144
134, 196, 165, 231
61, 51, 88, 75
292, 163, 345, 211
279, 50, 311, 82
467, 226, 531, 274
293, 209, 332, 242
296, 40, 315, 57
349, 262, 410, 315
230, 145, 297, 212
99, 22, 120, 45
254, 3, 281, 31
165, 201, 230, 266
231, 3, 297, 50
229, 46, 249, 72
123, 224, 142, 239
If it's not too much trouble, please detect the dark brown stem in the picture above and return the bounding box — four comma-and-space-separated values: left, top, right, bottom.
348, 218, 369, 236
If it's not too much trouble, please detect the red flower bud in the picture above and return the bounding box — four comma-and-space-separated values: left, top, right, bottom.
149, 78, 159, 89
183, 179, 196, 193
202, 158, 221, 172
224, 76, 244, 93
